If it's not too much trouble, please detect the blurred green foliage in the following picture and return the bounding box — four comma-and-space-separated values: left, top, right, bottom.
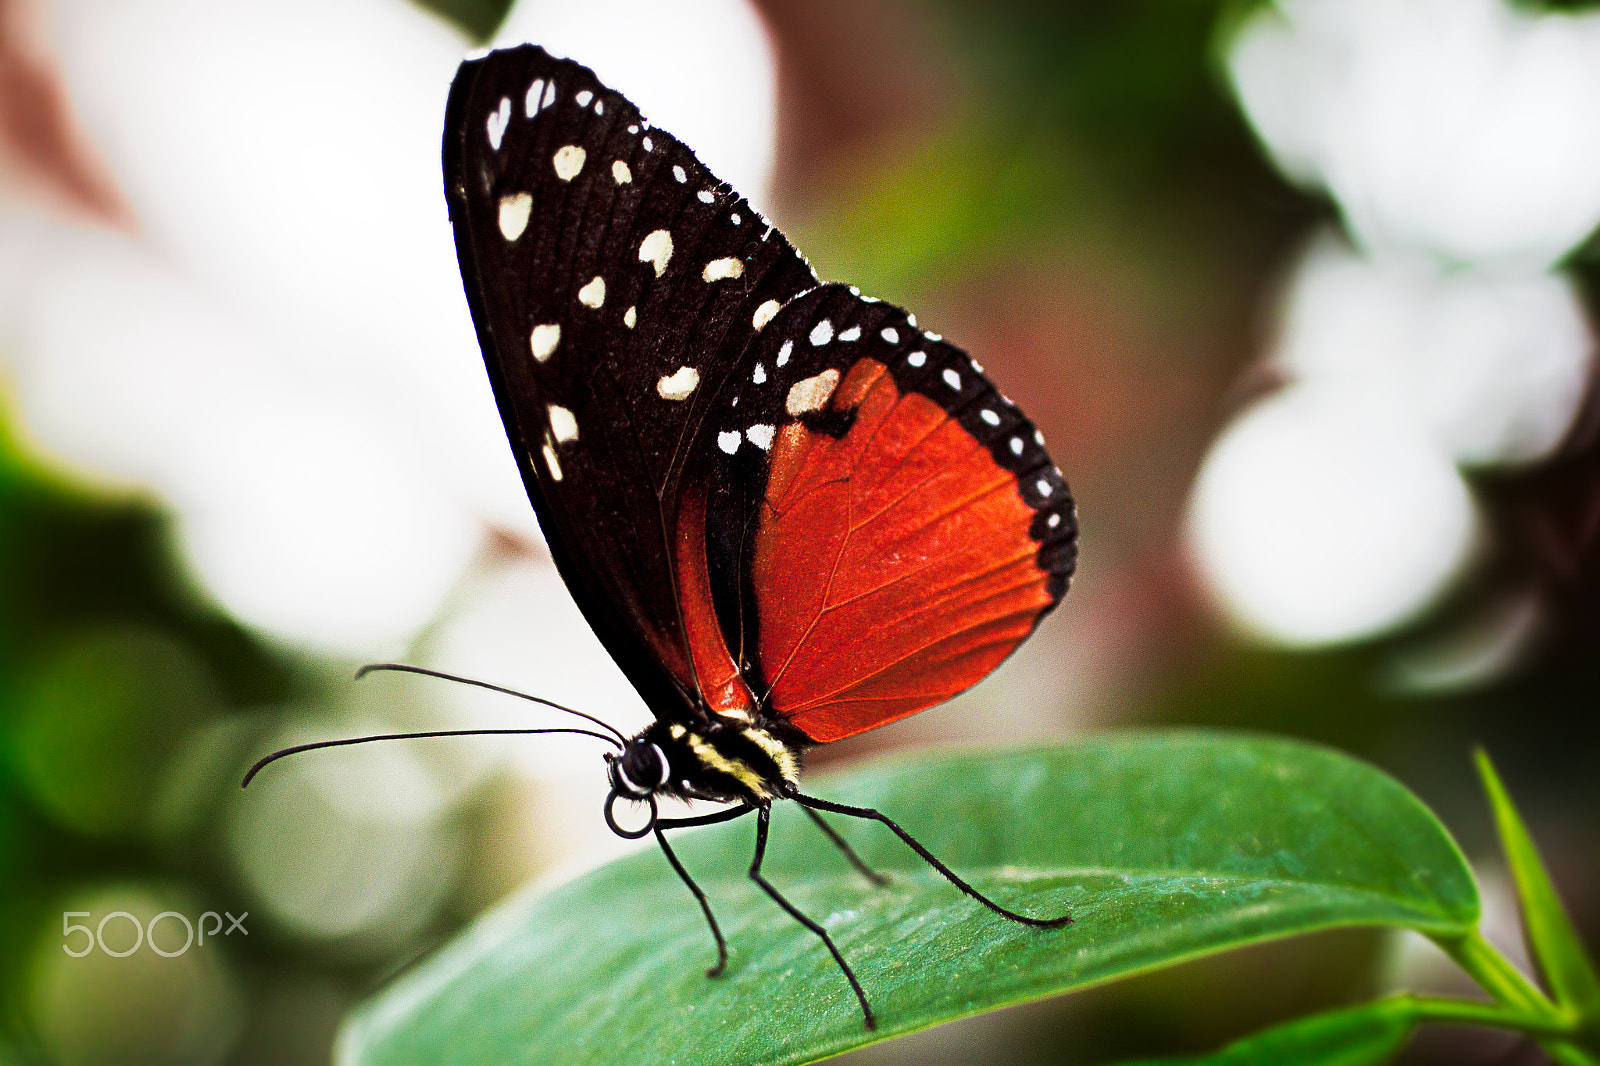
805, 0, 1322, 329
411, 0, 510, 40
0, 428, 294, 1053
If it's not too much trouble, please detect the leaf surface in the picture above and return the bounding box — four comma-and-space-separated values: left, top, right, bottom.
341, 732, 1477, 1066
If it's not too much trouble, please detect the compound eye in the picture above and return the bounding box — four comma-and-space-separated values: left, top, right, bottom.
618, 742, 669, 796
648, 743, 670, 787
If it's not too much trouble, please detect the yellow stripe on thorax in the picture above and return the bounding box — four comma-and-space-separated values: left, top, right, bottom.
685, 732, 772, 798
739, 726, 801, 786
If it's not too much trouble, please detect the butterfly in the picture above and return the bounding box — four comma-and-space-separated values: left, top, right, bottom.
249, 43, 1078, 1032
442, 44, 1078, 1028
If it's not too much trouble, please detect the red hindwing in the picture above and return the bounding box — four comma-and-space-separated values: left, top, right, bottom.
752, 359, 1056, 742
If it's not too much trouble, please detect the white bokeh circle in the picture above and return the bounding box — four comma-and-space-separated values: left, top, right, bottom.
5, 0, 780, 656
1275, 237, 1593, 468
1230, 0, 1600, 269
1189, 383, 1480, 645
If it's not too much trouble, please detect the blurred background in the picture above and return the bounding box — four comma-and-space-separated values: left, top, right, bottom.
1, 0, 1597, 1062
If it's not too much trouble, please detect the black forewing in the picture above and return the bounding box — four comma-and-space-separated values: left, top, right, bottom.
443, 46, 817, 722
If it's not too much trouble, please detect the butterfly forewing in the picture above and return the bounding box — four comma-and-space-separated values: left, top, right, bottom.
445, 47, 818, 716
446, 46, 1077, 740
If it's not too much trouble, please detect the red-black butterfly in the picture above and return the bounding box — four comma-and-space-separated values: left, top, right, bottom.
247, 44, 1077, 1030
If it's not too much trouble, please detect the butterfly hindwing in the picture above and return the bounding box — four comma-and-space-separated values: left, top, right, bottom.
694, 284, 1077, 742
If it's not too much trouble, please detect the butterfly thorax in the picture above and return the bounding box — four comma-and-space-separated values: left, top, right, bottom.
608, 714, 804, 806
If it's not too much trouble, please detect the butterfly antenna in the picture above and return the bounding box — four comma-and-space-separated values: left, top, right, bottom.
241, 725, 621, 789
355, 662, 630, 746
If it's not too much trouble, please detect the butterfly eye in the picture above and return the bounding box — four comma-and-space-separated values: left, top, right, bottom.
617, 741, 669, 796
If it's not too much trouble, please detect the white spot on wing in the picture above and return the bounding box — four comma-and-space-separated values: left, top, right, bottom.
731, 213, 741, 225
839, 326, 861, 342
753, 362, 766, 384
595, 99, 604, 115
907, 313, 917, 327
981, 409, 1000, 426
809, 319, 834, 346
702, 257, 743, 282
525, 80, 544, 117
627, 124, 639, 134
880, 327, 899, 343
747, 424, 775, 450
1010, 436, 1024, 455
717, 430, 741, 454
1036, 478, 1053, 498
542, 81, 556, 110
578, 276, 606, 308
657, 366, 700, 400
1048, 512, 1062, 528
613, 160, 632, 184
576, 90, 593, 107
673, 165, 687, 183
907, 351, 927, 367
787, 369, 841, 416
486, 96, 511, 149
498, 192, 532, 240
752, 300, 780, 331
542, 443, 563, 480
624, 306, 637, 328
925, 331, 942, 341
942, 368, 961, 390
777, 339, 793, 367
698, 190, 714, 203
553, 145, 586, 181
530, 324, 561, 362
548, 404, 578, 443
642, 135, 653, 152
639, 229, 673, 276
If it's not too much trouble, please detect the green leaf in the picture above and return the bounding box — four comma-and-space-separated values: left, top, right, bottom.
1475, 749, 1600, 1018
1120, 998, 1418, 1066
340, 732, 1478, 1066
1114, 991, 1583, 1066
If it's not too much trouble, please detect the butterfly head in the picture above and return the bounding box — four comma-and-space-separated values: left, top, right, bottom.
600, 728, 676, 838
607, 736, 671, 800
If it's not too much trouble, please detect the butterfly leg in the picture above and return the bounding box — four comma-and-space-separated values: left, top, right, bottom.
792, 792, 1073, 928
748, 803, 877, 1029
655, 804, 755, 977
802, 806, 889, 886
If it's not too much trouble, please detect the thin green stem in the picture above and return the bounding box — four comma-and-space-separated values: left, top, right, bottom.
1403, 995, 1567, 1036
1541, 1041, 1600, 1066
1432, 930, 1600, 1065
1437, 929, 1557, 1015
